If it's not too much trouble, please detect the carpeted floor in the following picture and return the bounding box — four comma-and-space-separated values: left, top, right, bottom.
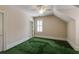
0, 37, 77, 54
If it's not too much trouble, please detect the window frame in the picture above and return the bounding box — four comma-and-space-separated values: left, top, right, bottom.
36, 20, 43, 32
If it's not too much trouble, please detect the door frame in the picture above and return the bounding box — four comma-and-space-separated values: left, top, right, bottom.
0, 9, 6, 51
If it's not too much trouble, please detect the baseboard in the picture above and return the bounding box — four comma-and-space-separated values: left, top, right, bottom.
74, 46, 79, 51
6, 36, 32, 50
34, 35, 66, 41
67, 39, 78, 51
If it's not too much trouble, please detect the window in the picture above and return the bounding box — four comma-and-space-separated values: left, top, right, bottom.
37, 20, 43, 32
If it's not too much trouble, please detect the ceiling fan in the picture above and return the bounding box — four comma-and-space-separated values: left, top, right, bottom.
32, 5, 52, 14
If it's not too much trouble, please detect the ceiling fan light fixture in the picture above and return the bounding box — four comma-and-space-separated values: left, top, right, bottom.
34, 5, 48, 14
39, 9, 45, 14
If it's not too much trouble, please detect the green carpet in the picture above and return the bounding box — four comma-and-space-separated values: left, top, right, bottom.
1, 37, 77, 54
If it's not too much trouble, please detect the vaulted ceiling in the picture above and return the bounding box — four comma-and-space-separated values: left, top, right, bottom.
11, 5, 79, 22
12, 5, 54, 17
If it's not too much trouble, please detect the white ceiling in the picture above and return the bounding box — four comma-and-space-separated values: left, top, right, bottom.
13, 5, 54, 17
11, 5, 78, 22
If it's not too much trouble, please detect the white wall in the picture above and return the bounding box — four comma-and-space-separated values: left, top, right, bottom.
75, 20, 79, 50
0, 6, 33, 50
67, 20, 76, 50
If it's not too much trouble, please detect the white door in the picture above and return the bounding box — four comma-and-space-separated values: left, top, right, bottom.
0, 13, 3, 52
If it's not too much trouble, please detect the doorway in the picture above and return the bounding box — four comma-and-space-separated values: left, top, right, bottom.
0, 12, 4, 52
